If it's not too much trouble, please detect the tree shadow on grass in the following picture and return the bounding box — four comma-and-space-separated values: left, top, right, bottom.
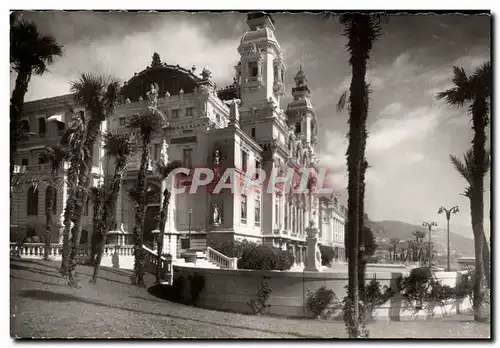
10, 275, 64, 288
18, 289, 315, 338
10, 263, 63, 280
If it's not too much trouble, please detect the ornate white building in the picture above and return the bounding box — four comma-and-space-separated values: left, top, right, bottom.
11, 13, 346, 263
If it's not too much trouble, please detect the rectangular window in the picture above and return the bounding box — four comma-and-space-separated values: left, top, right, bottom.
295, 122, 301, 134
251, 127, 256, 138
275, 197, 279, 226
254, 191, 261, 226
241, 194, 247, 223
119, 117, 126, 126
21, 158, 29, 166
248, 61, 258, 77
38, 117, 46, 135
186, 107, 194, 117
183, 148, 193, 168
241, 150, 248, 172
172, 109, 181, 119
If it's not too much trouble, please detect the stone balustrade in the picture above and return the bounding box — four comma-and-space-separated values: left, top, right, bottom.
206, 247, 237, 269
10, 242, 135, 270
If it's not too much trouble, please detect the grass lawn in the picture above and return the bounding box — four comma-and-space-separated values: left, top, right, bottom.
10, 258, 491, 339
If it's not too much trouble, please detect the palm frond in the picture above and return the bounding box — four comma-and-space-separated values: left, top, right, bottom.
336, 91, 348, 112
450, 152, 472, 184
127, 110, 165, 140
156, 160, 184, 180
103, 131, 134, 160
39, 146, 68, 174
10, 19, 63, 74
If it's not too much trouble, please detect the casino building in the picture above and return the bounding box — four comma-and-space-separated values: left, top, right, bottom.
11, 13, 346, 262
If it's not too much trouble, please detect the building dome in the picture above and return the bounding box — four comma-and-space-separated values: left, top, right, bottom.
240, 26, 276, 44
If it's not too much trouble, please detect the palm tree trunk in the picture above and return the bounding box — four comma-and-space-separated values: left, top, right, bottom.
60, 159, 78, 275
10, 68, 31, 192
482, 232, 490, 289
91, 195, 104, 264
68, 118, 100, 286
358, 160, 367, 303
133, 136, 152, 286
44, 187, 54, 260
92, 160, 126, 283
470, 98, 487, 321
156, 189, 171, 283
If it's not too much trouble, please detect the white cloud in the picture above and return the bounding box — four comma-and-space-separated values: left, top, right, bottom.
367, 107, 441, 155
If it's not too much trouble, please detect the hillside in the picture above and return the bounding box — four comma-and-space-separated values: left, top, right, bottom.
372, 220, 475, 257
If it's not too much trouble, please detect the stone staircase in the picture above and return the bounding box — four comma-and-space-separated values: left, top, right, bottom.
142, 246, 234, 285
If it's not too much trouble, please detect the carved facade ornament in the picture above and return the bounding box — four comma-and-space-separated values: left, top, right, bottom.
146, 82, 159, 111
201, 67, 212, 80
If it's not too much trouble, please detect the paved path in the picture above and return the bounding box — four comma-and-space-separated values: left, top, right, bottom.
10, 259, 490, 339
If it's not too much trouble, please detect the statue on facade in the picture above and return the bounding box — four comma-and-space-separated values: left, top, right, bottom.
138, 95, 143, 102
201, 67, 212, 80
146, 82, 159, 111
212, 203, 222, 225
165, 91, 171, 98
213, 149, 221, 167
160, 141, 169, 164
125, 97, 131, 104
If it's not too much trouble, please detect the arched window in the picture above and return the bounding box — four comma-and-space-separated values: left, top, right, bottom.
45, 186, 57, 213
27, 186, 39, 216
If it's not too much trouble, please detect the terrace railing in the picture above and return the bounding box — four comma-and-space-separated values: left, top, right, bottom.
142, 245, 173, 284
206, 247, 237, 269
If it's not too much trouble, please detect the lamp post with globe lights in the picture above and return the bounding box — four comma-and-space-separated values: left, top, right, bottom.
422, 221, 437, 269
438, 205, 459, 271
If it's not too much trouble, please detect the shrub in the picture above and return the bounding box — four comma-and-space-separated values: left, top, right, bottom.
238, 245, 294, 271
209, 238, 258, 258
364, 279, 395, 319
455, 270, 474, 301
306, 286, 337, 317
31, 235, 41, 243
399, 267, 456, 308
319, 245, 335, 266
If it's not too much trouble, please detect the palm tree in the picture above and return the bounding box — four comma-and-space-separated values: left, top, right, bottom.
155, 160, 183, 282
59, 111, 86, 280
39, 146, 68, 260
127, 110, 165, 285
10, 19, 63, 187
450, 148, 491, 289
331, 13, 382, 338
438, 62, 491, 321
91, 132, 134, 283
66, 73, 121, 286
89, 185, 106, 264
389, 238, 400, 262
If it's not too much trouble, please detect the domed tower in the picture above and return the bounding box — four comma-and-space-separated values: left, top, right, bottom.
286, 66, 318, 150
237, 12, 286, 108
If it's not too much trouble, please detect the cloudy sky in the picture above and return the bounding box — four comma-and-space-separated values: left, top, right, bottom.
11, 11, 491, 239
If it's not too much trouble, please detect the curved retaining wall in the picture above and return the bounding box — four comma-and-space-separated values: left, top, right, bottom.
172, 265, 471, 320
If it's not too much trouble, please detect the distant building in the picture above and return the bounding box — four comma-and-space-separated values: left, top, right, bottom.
11, 13, 346, 262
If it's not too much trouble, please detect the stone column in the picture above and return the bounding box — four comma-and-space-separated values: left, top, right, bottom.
304, 220, 321, 272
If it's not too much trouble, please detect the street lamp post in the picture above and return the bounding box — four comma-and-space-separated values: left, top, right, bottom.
438, 206, 459, 272
422, 221, 437, 269
188, 209, 192, 251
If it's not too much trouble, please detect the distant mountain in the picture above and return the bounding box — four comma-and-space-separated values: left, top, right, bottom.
371, 220, 475, 257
